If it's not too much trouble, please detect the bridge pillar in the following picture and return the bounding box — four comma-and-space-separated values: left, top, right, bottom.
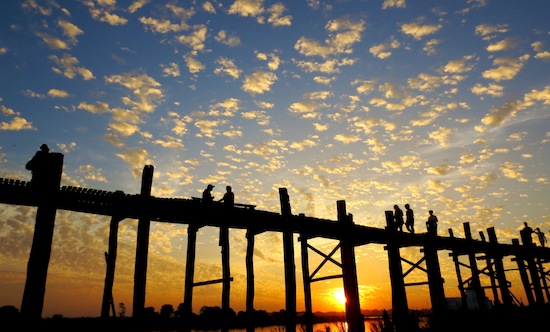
338, 201, 364, 332
132, 165, 154, 318
279, 188, 296, 331
384, 210, 409, 332
101, 207, 125, 318
423, 233, 446, 316
513, 239, 535, 306
463, 222, 488, 310
487, 227, 514, 307
245, 228, 255, 332
20, 152, 64, 320
298, 214, 314, 332
518, 235, 545, 305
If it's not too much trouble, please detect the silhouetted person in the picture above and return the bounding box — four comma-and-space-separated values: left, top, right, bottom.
202, 184, 215, 203
535, 228, 546, 247
25, 143, 50, 188
405, 203, 415, 234
427, 210, 438, 235
520, 222, 534, 246
394, 205, 404, 232
218, 185, 234, 207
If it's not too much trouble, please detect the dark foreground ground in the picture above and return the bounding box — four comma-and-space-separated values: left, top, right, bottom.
1, 305, 549, 331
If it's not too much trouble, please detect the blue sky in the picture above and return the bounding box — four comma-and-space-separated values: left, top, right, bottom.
1, 0, 549, 317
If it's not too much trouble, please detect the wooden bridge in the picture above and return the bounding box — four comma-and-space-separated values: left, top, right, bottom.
1, 152, 550, 332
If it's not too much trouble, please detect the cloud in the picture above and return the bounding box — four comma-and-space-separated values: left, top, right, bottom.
82, 0, 128, 26
47, 89, 69, 98
267, 3, 292, 27
49, 54, 95, 80
382, 0, 406, 9
176, 25, 207, 51
242, 70, 278, 95
475, 23, 508, 41
400, 21, 442, 40
0, 117, 35, 131
369, 37, 400, 59
486, 38, 517, 52
482, 55, 527, 81
470, 83, 504, 97
104, 72, 163, 114
295, 17, 365, 58
36, 32, 70, 50
215, 30, 241, 47
58, 19, 83, 44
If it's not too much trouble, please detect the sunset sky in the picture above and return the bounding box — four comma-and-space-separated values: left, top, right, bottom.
1, 0, 549, 318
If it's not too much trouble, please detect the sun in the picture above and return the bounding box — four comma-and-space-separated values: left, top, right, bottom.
333, 288, 347, 307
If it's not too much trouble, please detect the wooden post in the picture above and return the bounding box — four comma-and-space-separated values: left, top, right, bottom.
338, 201, 364, 332
479, 230, 499, 306
486, 227, 513, 306
513, 238, 535, 306
518, 231, 545, 305
20, 152, 64, 320
299, 214, 313, 332
279, 188, 296, 331
220, 226, 230, 310
423, 231, 446, 316
245, 228, 255, 332
385, 210, 409, 332
183, 224, 199, 314
463, 222, 487, 310
101, 206, 124, 318
132, 165, 154, 318
448, 229, 467, 309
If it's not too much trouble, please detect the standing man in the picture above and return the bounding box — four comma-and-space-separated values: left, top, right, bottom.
520, 222, 534, 246
202, 184, 215, 204
218, 185, 234, 207
405, 204, 415, 234
427, 210, 438, 235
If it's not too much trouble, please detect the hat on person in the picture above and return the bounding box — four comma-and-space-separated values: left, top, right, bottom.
207, 184, 214, 189
40, 144, 49, 151
429, 210, 433, 213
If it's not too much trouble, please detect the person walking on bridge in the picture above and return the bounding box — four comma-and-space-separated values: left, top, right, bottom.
393, 205, 404, 232
405, 204, 415, 234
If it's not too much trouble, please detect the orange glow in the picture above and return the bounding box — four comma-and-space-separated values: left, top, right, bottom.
333, 288, 347, 307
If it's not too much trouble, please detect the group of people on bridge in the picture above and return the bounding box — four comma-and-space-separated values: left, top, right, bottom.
392, 204, 439, 235
202, 184, 234, 207
521, 222, 548, 247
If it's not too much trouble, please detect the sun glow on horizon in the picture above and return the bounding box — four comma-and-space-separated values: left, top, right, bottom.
333, 288, 347, 307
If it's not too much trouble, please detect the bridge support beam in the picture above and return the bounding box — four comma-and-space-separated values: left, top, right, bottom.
423, 234, 446, 316
385, 210, 409, 332
101, 206, 124, 319
132, 165, 154, 318
487, 227, 514, 307
464, 222, 488, 310
279, 188, 296, 331
20, 152, 64, 320
338, 201, 364, 332
220, 226, 230, 311
245, 228, 255, 332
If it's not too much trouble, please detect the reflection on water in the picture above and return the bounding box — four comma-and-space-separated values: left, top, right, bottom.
189, 320, 380, 332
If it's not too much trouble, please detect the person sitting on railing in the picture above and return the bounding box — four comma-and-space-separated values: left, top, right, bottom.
25, 144, 50, 188
202, 184, 215, 204
218, 185, 234, 208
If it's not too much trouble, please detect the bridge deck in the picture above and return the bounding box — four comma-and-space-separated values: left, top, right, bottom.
1, 177, 549, 259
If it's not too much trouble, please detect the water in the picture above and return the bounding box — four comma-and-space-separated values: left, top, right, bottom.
189, 320, 382, 332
